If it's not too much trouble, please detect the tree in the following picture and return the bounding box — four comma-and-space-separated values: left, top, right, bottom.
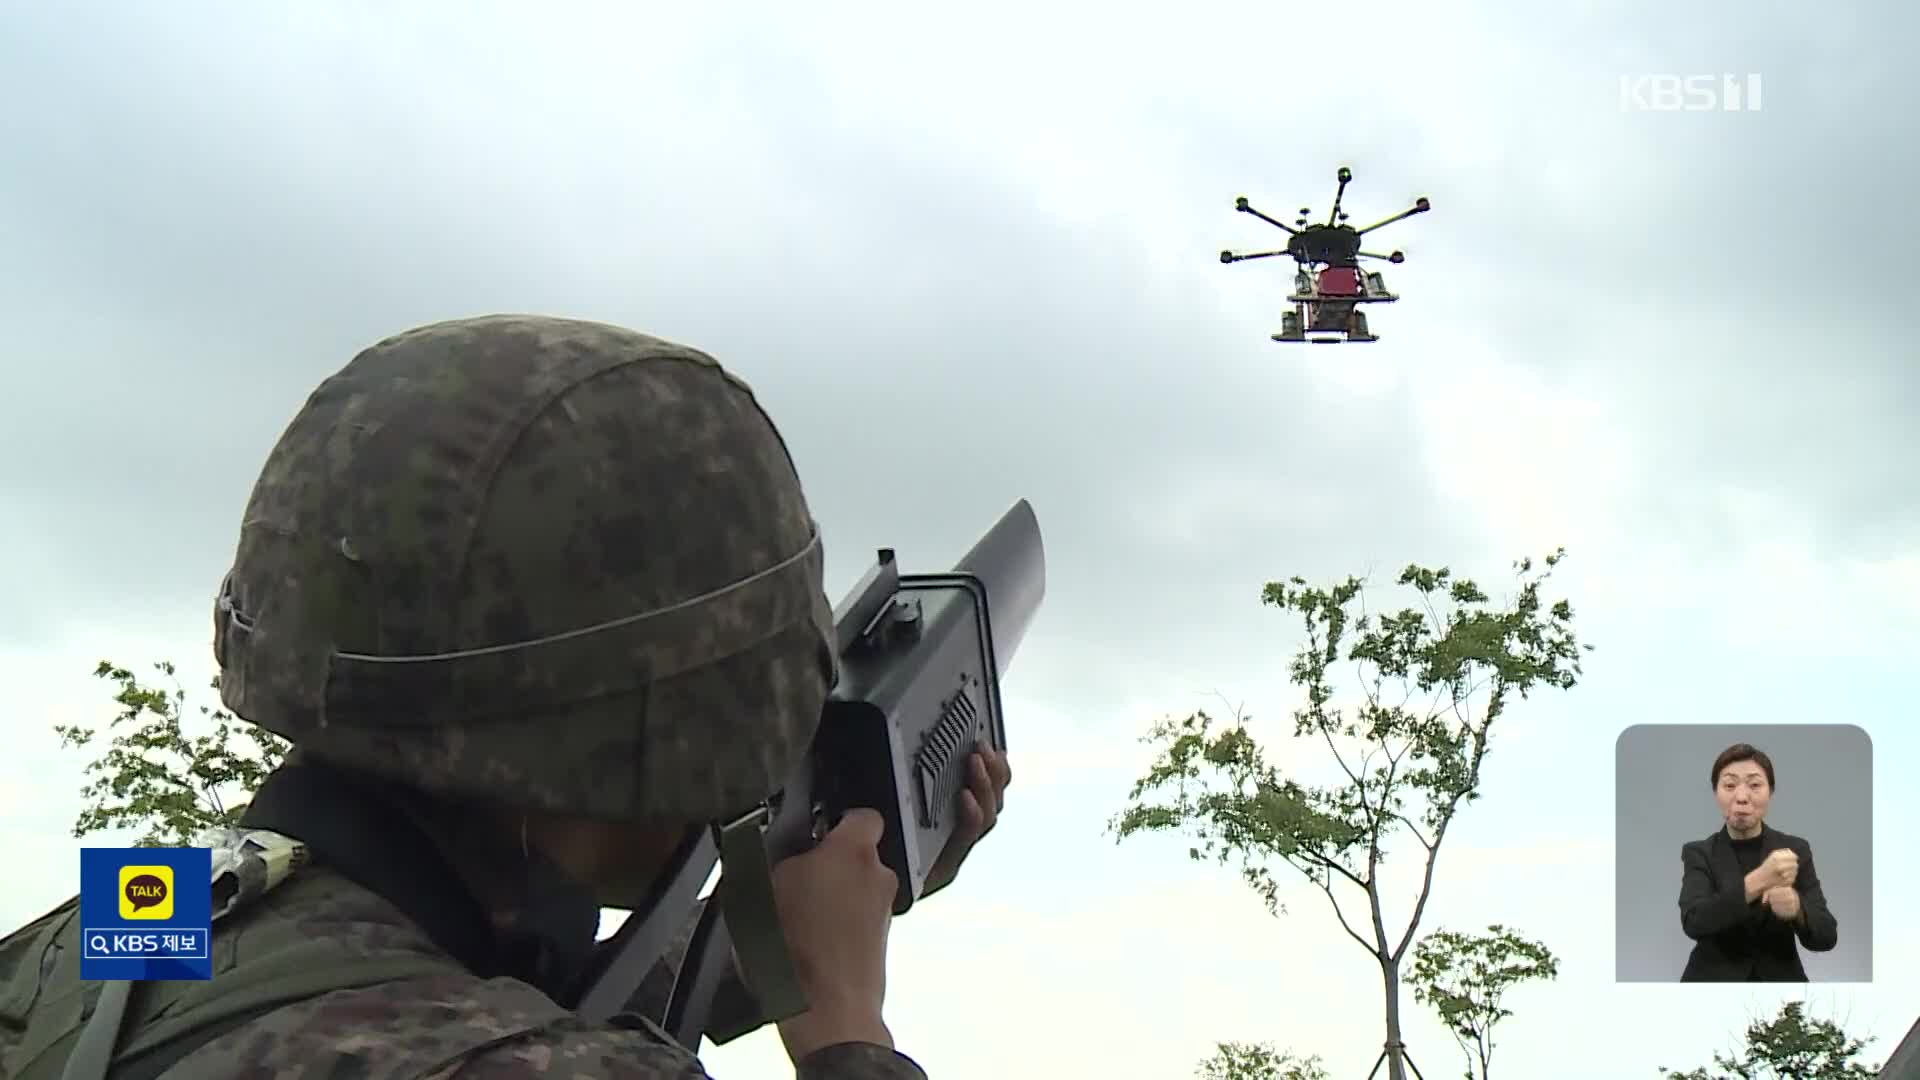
1407, 925, 1559, 1080
1112, 552, 1589, 1080
55, 660, 289, 846
1195, 1041, 1330, 1080
1659, 1001, 1881, 1079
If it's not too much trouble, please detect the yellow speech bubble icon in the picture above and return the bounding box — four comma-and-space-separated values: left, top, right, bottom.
118, 864, 174, 920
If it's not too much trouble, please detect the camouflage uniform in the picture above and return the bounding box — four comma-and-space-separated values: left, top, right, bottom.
0, 316, 927, 1079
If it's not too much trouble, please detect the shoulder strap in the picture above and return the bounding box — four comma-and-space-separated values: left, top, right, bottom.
57, 981, 129, 1080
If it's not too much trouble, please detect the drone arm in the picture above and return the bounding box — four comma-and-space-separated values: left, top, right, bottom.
1327, 175, 1350, 227
1353, 199, 1432, 237
1235, 199, 1299, 235
1221, 249, 1290, 264
1357, 250, 1405, 263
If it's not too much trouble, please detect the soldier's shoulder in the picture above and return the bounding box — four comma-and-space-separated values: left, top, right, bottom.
179, 966, 708, 1079
218, 860, 448, 961
423, 1015, 713, 1078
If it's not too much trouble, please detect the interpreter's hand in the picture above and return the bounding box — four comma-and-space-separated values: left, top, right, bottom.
1765, 886, 1802, 922
1759, 848, 1799, 890
921, 748, 1012, 897
771, 808, 897, 1063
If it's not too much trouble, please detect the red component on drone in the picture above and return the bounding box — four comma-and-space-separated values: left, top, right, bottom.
1315, 268, 1363, 297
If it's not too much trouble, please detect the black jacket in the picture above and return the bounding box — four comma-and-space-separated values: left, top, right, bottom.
1678, 824, 1839, 982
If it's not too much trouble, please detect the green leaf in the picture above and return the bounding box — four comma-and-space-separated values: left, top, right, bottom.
61, 660, 290, 847
1195, 1041, 1330, 1080
1660, 1001, 1882, 1079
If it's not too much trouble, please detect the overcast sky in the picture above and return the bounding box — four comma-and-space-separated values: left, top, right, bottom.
3, 2, 1916, 1076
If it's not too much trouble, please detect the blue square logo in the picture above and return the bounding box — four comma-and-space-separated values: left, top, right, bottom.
79, 847, 213, 981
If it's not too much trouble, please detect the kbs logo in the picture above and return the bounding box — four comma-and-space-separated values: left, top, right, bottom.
118, 865, 174, 920
1620, 73, 1763, 112
80, 847, 213, 980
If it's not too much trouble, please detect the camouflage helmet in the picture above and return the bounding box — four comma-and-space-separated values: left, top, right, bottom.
212, 315, 836, 824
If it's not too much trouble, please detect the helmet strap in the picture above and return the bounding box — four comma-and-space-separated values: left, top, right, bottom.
567, 826, 716, 1022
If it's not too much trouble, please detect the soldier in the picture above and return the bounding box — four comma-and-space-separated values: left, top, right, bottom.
0, 315, 1012, 1078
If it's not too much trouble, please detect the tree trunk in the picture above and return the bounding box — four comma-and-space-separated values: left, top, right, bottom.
1380, 958, 1408, 1080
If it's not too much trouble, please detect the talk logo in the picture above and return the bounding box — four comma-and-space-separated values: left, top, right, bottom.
118, 865, 174, 921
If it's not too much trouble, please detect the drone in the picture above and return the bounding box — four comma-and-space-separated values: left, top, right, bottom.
1220, 166, 1431, 344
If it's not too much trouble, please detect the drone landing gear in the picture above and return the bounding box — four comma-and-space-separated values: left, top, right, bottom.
1272, 308, 1377, 343
1271, 332, 1373, 344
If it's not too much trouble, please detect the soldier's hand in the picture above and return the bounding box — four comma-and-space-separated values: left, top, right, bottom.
921, 748, 1011, 897
771, 808, 897, 1063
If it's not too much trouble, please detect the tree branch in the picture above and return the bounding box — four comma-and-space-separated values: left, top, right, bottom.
1393, 813, 1434, 852
1392, 813, 1456, 963
1311, 871, 1381, 956
1300, 632, 1368, 808
1320, 723, 1366, 809
1300, 846, 1371, 893
1392, 716, 1497, 961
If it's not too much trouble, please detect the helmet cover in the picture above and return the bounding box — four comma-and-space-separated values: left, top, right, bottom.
214, 315, 835, 824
